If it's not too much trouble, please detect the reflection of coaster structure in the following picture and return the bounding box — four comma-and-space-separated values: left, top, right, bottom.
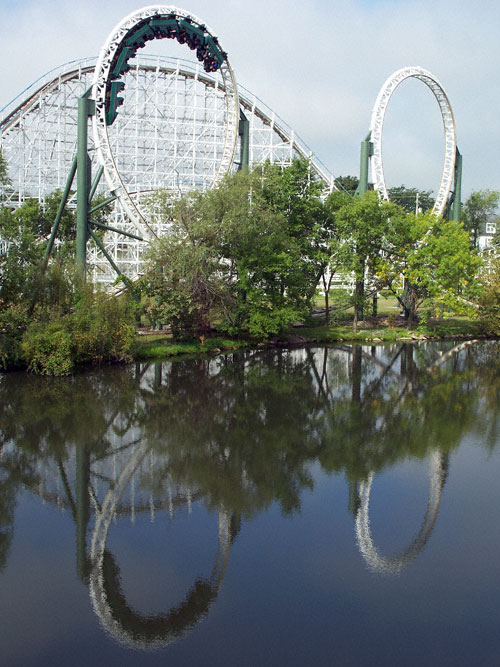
91, 5, 239, 240
355, 450, 448, 575
89, 441, 232, 649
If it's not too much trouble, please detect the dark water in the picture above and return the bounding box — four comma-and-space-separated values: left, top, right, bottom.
1, 342, 500, 666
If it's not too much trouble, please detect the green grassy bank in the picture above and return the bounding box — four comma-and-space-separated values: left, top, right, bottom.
134, 315, 487, 361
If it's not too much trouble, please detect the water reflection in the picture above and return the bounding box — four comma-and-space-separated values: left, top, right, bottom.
355, 451, 448, 574
1, 341, 500, 650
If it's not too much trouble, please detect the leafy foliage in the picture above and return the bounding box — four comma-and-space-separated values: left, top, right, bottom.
143, 161, 330, 339
477, 256, 500, 334
463, 189, 500, 248
387, 185, 435, 214
21, 287, 137, 375
375, 212, 482, 322
326, 190, 400, 324
0, 149, 9, 189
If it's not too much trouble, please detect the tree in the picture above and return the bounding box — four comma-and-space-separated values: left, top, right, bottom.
375, 212, 482, 323
143, 161, 328, 339
257, 160, 336, 323
334, 175, 359, 196
387, 185, 435, 214
326, 190, 400, 327
142, 190, 234, 339
0, 202, 46, 307
0, 149, 9, 188
476, 255, 500, 334
463, 189, 500, 249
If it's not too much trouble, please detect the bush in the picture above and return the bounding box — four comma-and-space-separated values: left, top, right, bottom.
477, 258, 500, 334
21, 321, 73, 375
0, 304, 29, 370
20, 290, 137, 375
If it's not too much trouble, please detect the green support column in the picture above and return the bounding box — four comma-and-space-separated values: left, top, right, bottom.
76, 96, 94, 276
450, 148, 463, 222
238, 109, 249, 171
355, 132, 373, 197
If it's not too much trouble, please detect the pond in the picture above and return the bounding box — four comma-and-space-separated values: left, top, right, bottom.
1, 341, 500, 666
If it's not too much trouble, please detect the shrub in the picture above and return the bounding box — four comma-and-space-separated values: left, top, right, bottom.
21, 320, 73, 375
20, 290, 137, 375
477, 257, 500, 334
0, 304, 29, 370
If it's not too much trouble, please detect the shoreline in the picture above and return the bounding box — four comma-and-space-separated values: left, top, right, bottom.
134, 317, 494, 362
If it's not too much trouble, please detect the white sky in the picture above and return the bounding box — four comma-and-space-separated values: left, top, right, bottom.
1, 0, 499, 198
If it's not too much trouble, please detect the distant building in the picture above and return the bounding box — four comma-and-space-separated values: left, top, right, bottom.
477, 214, 499, 251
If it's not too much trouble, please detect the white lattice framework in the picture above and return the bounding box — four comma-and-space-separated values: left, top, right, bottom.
1, 54, 335, 284
370, 66, 456, 217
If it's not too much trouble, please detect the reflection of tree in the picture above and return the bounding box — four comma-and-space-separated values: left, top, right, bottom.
1, 341, 500, 584
316, 343, 487, 486
2, 342, 500, 522
0, 445, 38, 571
139, 351, 322, 517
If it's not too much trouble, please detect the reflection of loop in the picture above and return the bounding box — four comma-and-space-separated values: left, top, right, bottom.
89, 442, 231, 649
369, 66, 456, 217
91, 5, 239, 238
355, 450, 447, 575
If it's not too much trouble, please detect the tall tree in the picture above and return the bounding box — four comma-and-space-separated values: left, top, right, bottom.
326, 190, 400, 327
463, 189, 500, 249
387, 185, 434, 214
334, 175, 359, 196
143, 161, 328, 339
374, 212, 482, 323
0, 149, 9, 188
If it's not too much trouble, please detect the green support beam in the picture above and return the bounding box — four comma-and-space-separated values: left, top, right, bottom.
76, 96, 95, 276
355, 132, 373, 197
238, 109, 249, 171
450, 148, 463, 222
43, 155, 77, 270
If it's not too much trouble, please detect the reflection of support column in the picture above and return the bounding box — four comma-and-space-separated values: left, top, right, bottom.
351, 345, 362, 404
355, 451, 448, 574
348, 479, 360, 515
76, 444, 90, 581
154, 362, 162, 388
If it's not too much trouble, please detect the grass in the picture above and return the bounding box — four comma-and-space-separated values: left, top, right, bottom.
135, 334, 248, 360
134, 312, 485, 362
294, 315, 482, 345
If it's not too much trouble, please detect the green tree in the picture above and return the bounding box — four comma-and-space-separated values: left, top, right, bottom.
477, 255, 500, 334
387, 185, 435, 214
463, 189, 500, 249
142, 190, 234, 339
375, 212, 481, 323
143, 161, 328, 339
0, 202, 46, 307
326, 190, 400, 327
334, 175, 359, 196
0, 148, 10, 188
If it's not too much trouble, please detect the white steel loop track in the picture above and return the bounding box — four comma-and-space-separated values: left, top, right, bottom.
369, 66, 456, 217
91, 5, 239, 239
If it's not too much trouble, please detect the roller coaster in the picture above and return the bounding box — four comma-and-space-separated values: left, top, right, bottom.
0, 5, 461, 284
